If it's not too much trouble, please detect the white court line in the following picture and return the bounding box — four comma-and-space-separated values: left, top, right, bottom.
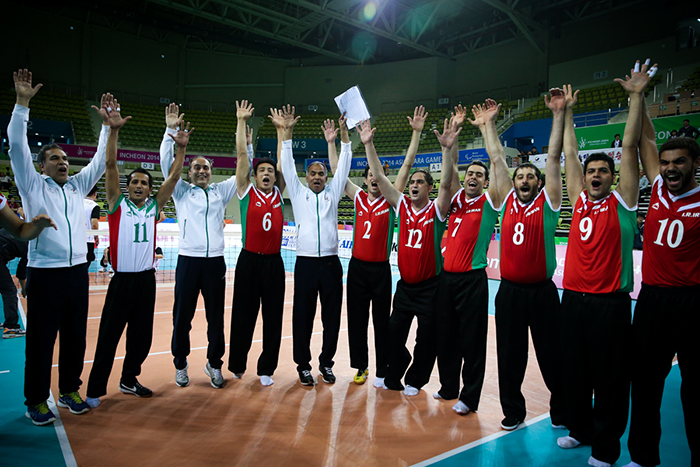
411, 412, 552, 467
18, 299, 77, 467
0, 370, 9, 374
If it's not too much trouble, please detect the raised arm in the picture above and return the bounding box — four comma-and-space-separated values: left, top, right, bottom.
104, 97, 132, 210
544, 88, 566, 209
276, 106, 303, 198
563, 85, 584, 201
638, 94, 660, 182
236, 100, 254, 196
328, 114, 353, 201
614, 59, 657, 207
434, 116, 462, 218
157, 123, 192, 209
9, 69, 45, 194
471, 99, 510, 207
278, 105, 300, 194
396, 106, 428, 192
160, 103, 183, 179
359, 120, 401, 208
324, 118, 340, 174
0, 204, 56, 241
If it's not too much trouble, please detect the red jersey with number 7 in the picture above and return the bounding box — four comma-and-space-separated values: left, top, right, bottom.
352, 191, 395, 262
442, 188, 500, 273
396, 195, 447, 284
563, 190, 636, 293
643, 175, 700, 287
239, 184, 284, 255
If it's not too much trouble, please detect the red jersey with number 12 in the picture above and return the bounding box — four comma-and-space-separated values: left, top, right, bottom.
239, 185, 284, 255
396, 195, 447, 284
352, 191, 395, 262
643, 175, 700, 287
563, 190, 636, 293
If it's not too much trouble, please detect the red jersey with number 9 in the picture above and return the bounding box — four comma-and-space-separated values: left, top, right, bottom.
563, 190, 636, 293
352, 191, 395, 262
396, 195, 447, 284
643, 175, 700, 287
239, 184, 284, 255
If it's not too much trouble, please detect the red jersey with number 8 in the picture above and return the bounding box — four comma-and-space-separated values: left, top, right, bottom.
396, 195, 447, 284
643, 175, 700, 287
239, 185, 284, 255
563, 190, 636, 294
352, 191, 395, 262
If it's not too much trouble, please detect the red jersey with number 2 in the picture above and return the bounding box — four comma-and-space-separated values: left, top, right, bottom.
352, 191, 395, 262
396, 195, 447, 284
643, 175, 700, 287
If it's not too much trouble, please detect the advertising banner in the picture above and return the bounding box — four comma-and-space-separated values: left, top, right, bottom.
305, 148, 489, 171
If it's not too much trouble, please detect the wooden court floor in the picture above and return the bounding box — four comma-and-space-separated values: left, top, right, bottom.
33, 274, 556, 467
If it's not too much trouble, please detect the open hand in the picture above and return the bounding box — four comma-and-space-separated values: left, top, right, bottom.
236, 100, 254, 120
103, 97, 131, 129
165, 102, 184, 129
563, 84, 579, 109
168, 121, 194, 148
434, 115, 462, 149
614, 58, 658, 95
321, 119, 338, 143
357, 120, 376, 145
31, 214, 57, 230
545, 88, 566, 113
408, 105, 428, 132
92, 93, 115, 125
13, 69, 43, 106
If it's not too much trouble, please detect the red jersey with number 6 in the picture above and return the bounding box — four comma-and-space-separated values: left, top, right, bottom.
643, 175, 700, 287
564, 190, 637, 294
396, 195, 447, 284
352, 191, 395, 262
239, 184, 284, 255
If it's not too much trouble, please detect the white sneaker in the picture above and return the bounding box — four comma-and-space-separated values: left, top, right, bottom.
86, 397, 101, 408
452, 401, 470, 415
373, 377, 387, 389
403, 385, 419, 396
557, 436, 581, 449
260, 375, 274, 386
588, 456, 611, 467
433, 391, 444, 400
175, 362, 189, 387
204, 362, 225, 389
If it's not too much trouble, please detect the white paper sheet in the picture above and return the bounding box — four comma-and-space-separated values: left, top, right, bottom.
334, 85, 371, 129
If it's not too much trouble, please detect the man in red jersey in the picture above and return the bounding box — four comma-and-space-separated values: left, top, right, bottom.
358, 117, 456, 396
557, 59, 655, 467
228, 101, 289, 387
494, 88, 567, 431
433, 99, 511, 416
623, 94, 700, 467
327, 107, 426, 388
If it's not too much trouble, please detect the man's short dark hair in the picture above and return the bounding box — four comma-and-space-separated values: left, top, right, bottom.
659, 136, 700, 161
466, 160, 490, 180
614, 134, 621, 138
87, 185, 98, 197
363, 164, 387, 178
36, 143, 64, 166
254, 157, 278, 179
127, 168, 153, 188
583, 152, 615, 173
410, 169, 433, 186
683, 119, 690, 124
512, 162, 542, 182
189, 157, 213, 170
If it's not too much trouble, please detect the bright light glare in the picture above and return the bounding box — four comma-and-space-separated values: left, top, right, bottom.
363, 2, 377, 21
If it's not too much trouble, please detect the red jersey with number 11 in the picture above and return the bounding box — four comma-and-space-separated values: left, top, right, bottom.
352, 191, 395, 262
643, 175, 700, 287
396, 195, 447, 284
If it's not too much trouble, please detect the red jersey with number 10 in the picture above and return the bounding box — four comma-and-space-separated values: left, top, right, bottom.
643, 175, 700, 287
499, 188, 560, 283
396, 195, 447, 284
563, 190, 636, 293
239, 185, 284, 255
352, 191, 395, 262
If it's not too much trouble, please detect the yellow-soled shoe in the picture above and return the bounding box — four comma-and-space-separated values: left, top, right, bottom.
353, 369, 369, 385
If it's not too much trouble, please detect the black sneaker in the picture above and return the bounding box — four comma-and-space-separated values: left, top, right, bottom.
319, 367, 336, 384
501, 415, 522, 431
119, 380, 153, 398
299, 370, 315, 386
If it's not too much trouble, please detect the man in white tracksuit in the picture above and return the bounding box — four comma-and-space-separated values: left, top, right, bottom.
8, 69, 109, 425
159, 103, 253, 389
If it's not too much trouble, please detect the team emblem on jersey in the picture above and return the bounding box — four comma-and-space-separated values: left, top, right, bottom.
652, 202, 659, 210
358, 211, 364, 216
256, 201, 262, 207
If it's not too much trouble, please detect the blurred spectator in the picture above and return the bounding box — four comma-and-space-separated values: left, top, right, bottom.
678, 119, 698, 139
669, 129, 678, 139
0, 172, 11, 190
7, 196, 19, 214
611, 134, 622, 148
638, 169, 650, 201
633, 211, 645, 250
